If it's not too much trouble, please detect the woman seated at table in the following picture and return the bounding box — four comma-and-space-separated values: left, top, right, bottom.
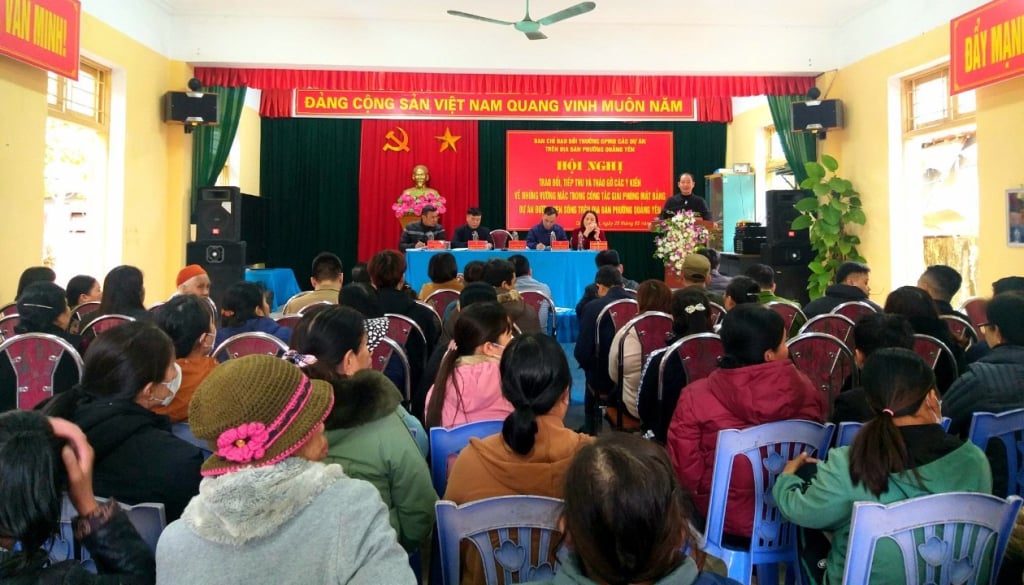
774, 348, 991, 585
417, 252, 463, 300
569, 210, 604, 250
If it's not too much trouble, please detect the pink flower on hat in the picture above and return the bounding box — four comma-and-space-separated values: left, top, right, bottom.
216, 422, 270, 463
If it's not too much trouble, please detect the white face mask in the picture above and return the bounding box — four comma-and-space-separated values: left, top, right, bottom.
158, 363, 182, 407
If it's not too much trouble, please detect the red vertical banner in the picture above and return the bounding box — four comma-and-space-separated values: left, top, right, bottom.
358, 120, 479, 260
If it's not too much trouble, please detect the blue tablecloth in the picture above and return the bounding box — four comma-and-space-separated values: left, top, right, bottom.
245, 268, 301, 311
405, 249, 598, 309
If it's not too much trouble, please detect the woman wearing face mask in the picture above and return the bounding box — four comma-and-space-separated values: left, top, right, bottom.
40, 321, 204, 522
425, 302, 514, 429
774, 348, 991, 585
152, 294, 219, 424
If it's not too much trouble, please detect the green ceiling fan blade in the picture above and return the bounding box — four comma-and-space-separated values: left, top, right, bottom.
538, 1, 596, 26
446, 10, 515, 26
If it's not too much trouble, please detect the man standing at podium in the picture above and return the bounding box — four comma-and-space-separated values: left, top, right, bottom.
659, 172, 711, 220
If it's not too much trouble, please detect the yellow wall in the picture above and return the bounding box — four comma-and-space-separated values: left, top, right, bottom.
0, 14, 190, 301
237, 104, 262, 194
727, 102, 770, 170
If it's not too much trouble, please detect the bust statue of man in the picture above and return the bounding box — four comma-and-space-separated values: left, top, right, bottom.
402, 164, 440, 198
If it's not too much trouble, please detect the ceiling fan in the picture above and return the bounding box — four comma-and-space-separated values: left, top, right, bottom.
447, 0, 596, 40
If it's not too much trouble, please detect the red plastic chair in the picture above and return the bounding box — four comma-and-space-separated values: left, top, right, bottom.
766, 301, 806, 333
798, 313, 856, 351
369, 336, 412, 403
424, 288, 460, 319
296, 301, 334, 316
959, 296, 989, 340
384, 313, 428, 348
415, 301, 443, 341
0, 314, 19, 342
67, 301, 101, 335
274, 314, 302, 330
940, 314, 978, 348
609, 311, 673, 428
490, 229, 511, 250
79, 314, 136, 354
831, 300, 877, 323
212, 331, 289, 361
593, 299, 638, 354
0, 302, 16, 319
912, 333, 958, 372
519, 290, 556, 336
708, 302, 727, 328
660, 332, 723, 400
0, 332, 84, 410
787, 332, 856, 419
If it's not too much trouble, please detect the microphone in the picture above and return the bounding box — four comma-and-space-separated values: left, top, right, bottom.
472, 230, 478, 241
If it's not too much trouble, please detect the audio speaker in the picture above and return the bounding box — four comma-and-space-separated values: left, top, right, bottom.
187, 241, 246, 309
164, 91, 219, 125
770, 263, 812, 306
761, 242, 813, 266
196, 186, 241, 241
791, 99, 844, 133
766, 189, 811, 246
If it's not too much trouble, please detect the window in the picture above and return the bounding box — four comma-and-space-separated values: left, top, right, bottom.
47, 58, 109, 130
903, 66, 975, 135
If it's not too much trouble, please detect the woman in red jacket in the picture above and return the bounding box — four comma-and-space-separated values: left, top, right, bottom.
666, 304, 826, 540
569, 210, 604, 250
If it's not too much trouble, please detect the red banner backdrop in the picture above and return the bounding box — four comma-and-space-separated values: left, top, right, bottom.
0, 0, 80, 79
505, 131, 673, 232
951, 0, 1024, 94
357, 119, 479, 260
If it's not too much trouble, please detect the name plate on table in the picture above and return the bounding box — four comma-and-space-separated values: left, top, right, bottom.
550, 241, 570, 251
508, 240, 527, 250
589, 241, 608, 251
467, 240, 488, 250
426, 240, 447, 250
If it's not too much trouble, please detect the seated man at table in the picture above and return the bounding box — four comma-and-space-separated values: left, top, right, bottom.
575, 250, 640, 316
574, 265, 634, 434
526, 206, 568, 250
399, 205, 446, 251
281, 251, 343, 314
482, 258, 542, 334
509, 254, 553, 329
450, 207, 493, 249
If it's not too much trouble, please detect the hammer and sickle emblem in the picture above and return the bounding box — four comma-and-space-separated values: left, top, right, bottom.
382, 126, 410, 152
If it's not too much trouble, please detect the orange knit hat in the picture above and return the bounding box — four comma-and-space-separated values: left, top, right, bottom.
176, 264, 207, 287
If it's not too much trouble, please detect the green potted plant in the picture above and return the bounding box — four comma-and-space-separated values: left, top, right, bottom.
790, 154, 867, 299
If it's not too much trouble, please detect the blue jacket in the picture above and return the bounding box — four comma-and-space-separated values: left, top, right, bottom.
215, 316, 292, 360
525, 223, 568, 249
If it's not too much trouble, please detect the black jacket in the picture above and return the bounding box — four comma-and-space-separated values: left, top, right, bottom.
659, 193, 711, 220
450, 224, 492, 249
66, 397, 203, 522
801, 284, 882, 319
0, 501, 155, 584
378, 288, 438, 392
574, 287, 633, 395
636, 341, 688, 442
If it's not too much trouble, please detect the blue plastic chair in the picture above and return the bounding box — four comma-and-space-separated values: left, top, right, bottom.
835, 417, 952, 448
702, 420, 835, 585
842, 492, 1022, 585
435, 495, 564, 585
429, 420, 505, 496
968, 408, 1024, 497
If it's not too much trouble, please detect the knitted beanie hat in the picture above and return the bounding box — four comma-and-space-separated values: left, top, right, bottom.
189, 354, 334, 476
176, 264, 207, 287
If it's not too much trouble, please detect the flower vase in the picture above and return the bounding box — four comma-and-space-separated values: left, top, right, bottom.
398, 215, 418, 230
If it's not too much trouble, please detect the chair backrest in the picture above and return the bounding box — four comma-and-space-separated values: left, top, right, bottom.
660, 332, 723, 401
0, 333, 84, 410
912, 333, 957, 372
968, 409, 1024, 497
67, 301, 101, 335
940, 314, 978, 348
832, 300, 877, 322
842, 493, 1022, 585
787, 332, 856, 416
57, 495, 167, 565
836, 417, 952, 448
519, 290, 556, 336
798, 313, 856, 350
79, 314, 136, 353
117, 500, 167, 551
490, 229, 512, 250
274, 314, 302, 329
593, 299, 639, 353
212, 331, 289, 361
370, 336, 412, 402
429, 420, 505, 497
147, 301, 165, 317
619, 311, 674, 365
435, 496, 564, 585
385, 313, 428, 348
765, 301, 806, 332
708, 302, 727, 327
424, 288, 461, 319
0, 301, 16, 319
296, 300, 335, 316
416, 301, 443, 339
0, 314, 19, 341
704, 421, 835, 561
959, 296, 989, 340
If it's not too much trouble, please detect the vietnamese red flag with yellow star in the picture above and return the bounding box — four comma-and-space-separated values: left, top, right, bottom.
358, 119, 479, 260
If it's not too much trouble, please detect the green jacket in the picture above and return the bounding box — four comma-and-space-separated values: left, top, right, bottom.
323, 369, 437, 552
774, 441, 992, 585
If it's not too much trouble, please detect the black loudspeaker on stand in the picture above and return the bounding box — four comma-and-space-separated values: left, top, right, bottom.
766, 189, 811, 246
187, 241, 246, 310
194, 186, 267, 265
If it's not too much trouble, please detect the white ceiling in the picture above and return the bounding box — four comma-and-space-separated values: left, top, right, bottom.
86, 0, 988, 75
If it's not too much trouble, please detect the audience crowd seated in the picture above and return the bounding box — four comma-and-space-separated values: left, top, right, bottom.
667, 304, 826, 539
172, 265, 211, 301
281, 252, 344, 315
775, 348, 991, 585
0, 282, 81, 411
152, 294, 218, 424
425, 301, 513, 429
697, 248, 731, 295
917, 264, 970, 322
802, 261, 881, 318
417, 251, 463, 300
509, 253, 553, 327
155, 355, 416, 584
15, 266, 56, 300
722, 275, 760, 311
66, 274, 102, 309
290, 305, 436, 553
0, 410, 155, 584
40, 321, 204, 522
482, 258, 541, 334
883, 285, 965, 393
214, 280, 291, 356
832, 312, 915, 423
80, 265, 151, 330
965, 276, 1024, 363
608, 279, 672, 420
677, 254, 725, 305
575, 249, 640, 316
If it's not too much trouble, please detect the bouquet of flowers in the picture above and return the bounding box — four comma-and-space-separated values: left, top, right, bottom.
392, 191, 447, 218
652, 210, 711, 275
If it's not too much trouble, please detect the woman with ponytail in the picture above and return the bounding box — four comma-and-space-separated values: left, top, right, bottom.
424, 302, 513, 429
774, 348, 991, 585
444, 334, 593, 585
